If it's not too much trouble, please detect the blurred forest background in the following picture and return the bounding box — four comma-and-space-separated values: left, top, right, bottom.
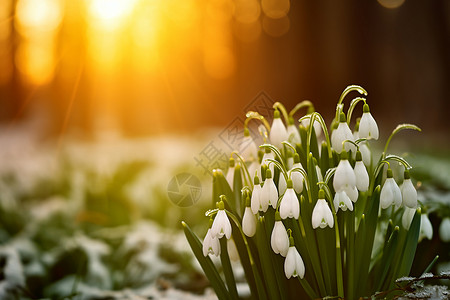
0, 0, 448, 143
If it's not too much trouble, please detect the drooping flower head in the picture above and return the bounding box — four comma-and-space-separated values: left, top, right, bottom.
291, 153, 304, 194
401, 169, 417, 208
287, 116, 301, 145
270, 109, 288, 149
271, 211, 289, 257
211, 199, 232, 239
358, 103, 379, 140
279, 179, 300, 219
203, 218, 220, 257
284, 233, 305, 279
380, 168, 402, 210
261, 169, 279, 209
331, 112, 355, 153
439, 217, 450, 243
242, 197, 257, 237
251, 175, 267, 214
312, 189, 334, 229
333, 150, 358, 202
354, 151, 369, 192
240, 127, 258, 161
225, 157, 235, 190
419, 213, 433, 242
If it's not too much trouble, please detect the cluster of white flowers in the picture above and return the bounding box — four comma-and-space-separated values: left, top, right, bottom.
201, 97, 424, 282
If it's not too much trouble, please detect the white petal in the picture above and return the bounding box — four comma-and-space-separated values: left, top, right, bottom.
331, 122, 354, 153
380, 179, 395, 209
359, 143, 372, 167
439, 218, 450, 243
401, 179, 417, 208
242, 207, 257, 237
354, 161, 369, 192
278, 173, 287, 196
287, 124, 301, 145
333, 159, 356, 192
251, 185, 262, 214
203, 229, 220, 257
284, 247, 296, 278
280, 189, 299, 219
294, 249, 305, 279
334, 190, 353, 212
359, 112, 379, 140
270, 118, 288, 149
271, 221, 289, 256
392, 180, 402, 208
211, 210, 231, 239
345, 186, 359, 203
419, 214, 433, 242
402, 207, 416, 230
240, 135, 258, 161
291, 163, 304, 194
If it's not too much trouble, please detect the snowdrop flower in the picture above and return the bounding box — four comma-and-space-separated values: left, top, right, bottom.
290, 153, 304, 194
271, 211, 289, 256
211, 200, 232, 239
358, 103, 379, 140
401, 170, 417, 208
287, 117, 301, 145
354, 151, 369, 192
280, 179, 300, 219
402, 207, 416, 230
226, 157, 235, 190
380, 168, 402, 209
419, 213, 433, 242
359, 142, 372, 167
331, 112, 355, 153
202, 227, 220, 257
278, 172, 287, 196
270, 109, 288, 149
312, 190, 334, 229
284, 235, 305, 279
240, 128, 258, 161
439, 217, 450, 242
333, 151, 356, 197
258, 148, 275, 180
261, 169, 278, 209
251, 175, 267, 214
242, 198, 257, 237
334, 190, 353, 212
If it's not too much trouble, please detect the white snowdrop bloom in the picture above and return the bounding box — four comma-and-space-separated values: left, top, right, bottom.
419, 213, 433, 242
354, 151, 369, 192
380, 169, 402, 209
290, 154, 304, 194
359, 142, 372, 167
271, 212, 289, 257
301, 114, 322, 138
284, 237, 305, 279
278, 173, 287, 196
439, 217, 450, 243
345, 186, 359, 203
226, 158, 235, 190
358, 103, 379, 140
240, 128, 258, 161
242, 207, 257, 237
334, 190, 353, 212
402, 207, 417, 230
257, 149, 275, 180
331, 113, 355, 153
251, 176, 267, 214
401, 170, 417, 208
333, 151, 356, 193
261, 169, 278, 209
279, 180, 300, 219
287, 119, 301, 145
211, 201, 232, 239
202, 228, 220, 257
312, 190, 334, 229
270, 110, 288, 149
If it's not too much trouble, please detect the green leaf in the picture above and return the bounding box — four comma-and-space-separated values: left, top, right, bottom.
219, 238, 239, 299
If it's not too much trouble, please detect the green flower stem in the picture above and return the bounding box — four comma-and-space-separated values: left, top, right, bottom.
300, 112, 333, 161
346, 210, 356, 300
219, 238, 239, 299
273, 102, 290, 124
266, 158, 288, 182
289, 100, 314, 118
232, 151, 253, 189
382, 124, 421, 159
346, 97, 366, 126
260, 144, 287, 171
316, 228, 333, 296
333, 85, 368, 128
245, 111, 272, 132
374, 226, 399, 293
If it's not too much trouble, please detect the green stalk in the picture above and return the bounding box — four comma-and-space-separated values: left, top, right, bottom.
346, 210, 355, 300
219, 238, 239, 299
